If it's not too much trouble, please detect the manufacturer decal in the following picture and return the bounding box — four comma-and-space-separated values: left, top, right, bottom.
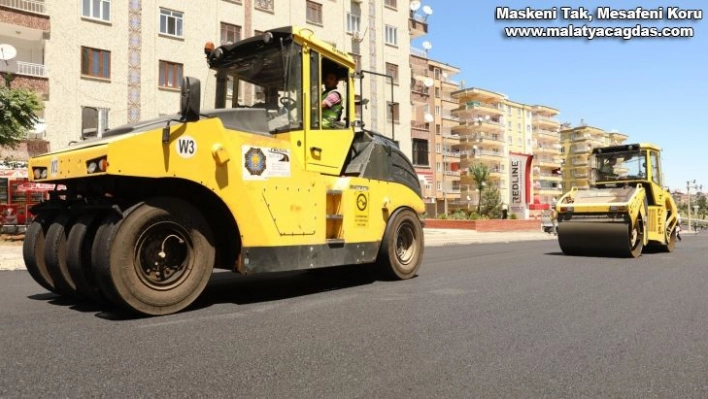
243, 146, 291, 180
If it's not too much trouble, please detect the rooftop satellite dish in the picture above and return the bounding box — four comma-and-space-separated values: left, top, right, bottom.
0, 44, 18, 62
410, 0, 421, 12
422, 41, 432, 50
422, 5, 433, 15
424, 113, 434, 123
423, 77, 434, 87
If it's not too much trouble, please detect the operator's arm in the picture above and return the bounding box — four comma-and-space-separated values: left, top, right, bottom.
322, 91, 341, 108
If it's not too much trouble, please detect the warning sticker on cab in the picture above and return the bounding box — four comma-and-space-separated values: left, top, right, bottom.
242, 145, 291, 180
354, 191, 369, 228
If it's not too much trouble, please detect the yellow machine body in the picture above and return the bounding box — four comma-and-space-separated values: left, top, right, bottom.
555, 143, 678, 257
22, 27, 425, 315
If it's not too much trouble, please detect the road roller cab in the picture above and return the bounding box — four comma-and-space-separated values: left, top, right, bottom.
555, 143, 678, 258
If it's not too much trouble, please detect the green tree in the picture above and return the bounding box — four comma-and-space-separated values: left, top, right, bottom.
468, 162, 491, 214
480, 186, 502, 218
697, 193, 707, 219
0, 86, 43, 148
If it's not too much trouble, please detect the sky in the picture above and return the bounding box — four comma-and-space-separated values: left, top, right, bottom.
411, 0, 707, 193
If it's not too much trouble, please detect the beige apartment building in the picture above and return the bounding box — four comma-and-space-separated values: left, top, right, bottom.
409, 48, 461, 216
560, 124, 629, 191
447, 87, 563, 218
1, 0, 423, 158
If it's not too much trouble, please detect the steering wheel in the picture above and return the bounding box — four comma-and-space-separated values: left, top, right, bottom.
279, 96, 296, 111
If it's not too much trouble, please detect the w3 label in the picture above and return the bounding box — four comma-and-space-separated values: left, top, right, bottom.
176, 136, 197, 158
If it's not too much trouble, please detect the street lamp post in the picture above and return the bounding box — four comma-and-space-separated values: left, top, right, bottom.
686, 180, 702, 232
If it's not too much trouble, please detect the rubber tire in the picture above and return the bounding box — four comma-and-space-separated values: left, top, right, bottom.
22, 212, 57, 294
66, 211, 108, 302
44, 212, 79, 297
93, 198, 215, 316
376, 208, 424, 280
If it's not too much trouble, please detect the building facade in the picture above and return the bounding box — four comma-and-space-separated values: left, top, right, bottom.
560, 124, 629, 192
1, 0, 420, 158
450, 87, 563, 218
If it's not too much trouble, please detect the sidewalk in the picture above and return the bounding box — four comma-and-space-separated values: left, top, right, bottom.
0, 229, 558, 271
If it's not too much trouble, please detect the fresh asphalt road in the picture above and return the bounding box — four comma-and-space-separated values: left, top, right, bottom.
1, 236, 708, 398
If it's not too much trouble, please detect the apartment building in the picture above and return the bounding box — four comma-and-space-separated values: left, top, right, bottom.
449, 87, 563, 218
560, 124, 629, 191
409, 49, 461, 216
1, 0, 419, 158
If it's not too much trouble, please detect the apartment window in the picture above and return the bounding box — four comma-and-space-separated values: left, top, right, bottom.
435, 124, 441, 134
423, 104, 429, 114
387, 102, 400, 123
81, 106, 110, 139
436, 162, 441, 172
254, 0, 274, 12
159, 60, 183, 89
220, 22, 241, 45
435, 105, 440, 115
160, 8, 183, 37
81, 47, 110, 79
437, 181, 442, 191
82, 0, 111, 22
306, 1, 323, 25
385, 63, 399, 84
435, 143, 441, 153
346, 13, 361, 33
433, 68, 440, 80
434, 87, 440, 98
384, 0, 397, 9
412, 139, 429, 166
384, 25, 397, 46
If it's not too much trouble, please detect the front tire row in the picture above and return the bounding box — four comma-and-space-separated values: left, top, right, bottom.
22, 199, 424, 316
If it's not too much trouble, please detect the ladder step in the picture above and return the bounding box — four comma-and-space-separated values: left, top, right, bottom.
326, 239, 345, 245
326, 214, 343, 220
327, 189, 343, 195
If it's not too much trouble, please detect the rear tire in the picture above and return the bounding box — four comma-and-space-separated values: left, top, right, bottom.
44, 212, 79, 297
376, 208, 424, 280
66, 211, 108, 302
22, 212, 57, 294
93, 198, 215, 316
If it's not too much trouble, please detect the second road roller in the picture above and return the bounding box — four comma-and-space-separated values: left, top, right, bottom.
555, 143, 678, 258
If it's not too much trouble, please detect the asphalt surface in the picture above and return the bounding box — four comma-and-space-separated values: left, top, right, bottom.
1, 234, 707, 397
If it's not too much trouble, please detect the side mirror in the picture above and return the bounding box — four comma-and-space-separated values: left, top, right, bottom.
180, 77, 201, 122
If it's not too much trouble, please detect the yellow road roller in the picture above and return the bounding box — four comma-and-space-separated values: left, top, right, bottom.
22, 27, 425, 316
555, 143, 678, 257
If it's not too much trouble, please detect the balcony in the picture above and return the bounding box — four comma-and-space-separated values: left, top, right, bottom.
534, 145, 561, 156
3, 60, 46, 78
535, 156, 560, 167
442, 133, 460, 143
459, 132, 506, 149
409, 14, 428, 39
441, 111, 459, 122
531, 104, 559, 118
452, 101, 504, 118
572, 144, 592, 153
442, 150, 461, 159
452, 87, 506, 103
532, 128, 560, 140
0, 0, 46, 14
452, 118, 504, 134
533, 116, 560, 130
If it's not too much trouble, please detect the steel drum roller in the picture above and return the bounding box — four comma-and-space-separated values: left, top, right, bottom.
557, 221, 642, 258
